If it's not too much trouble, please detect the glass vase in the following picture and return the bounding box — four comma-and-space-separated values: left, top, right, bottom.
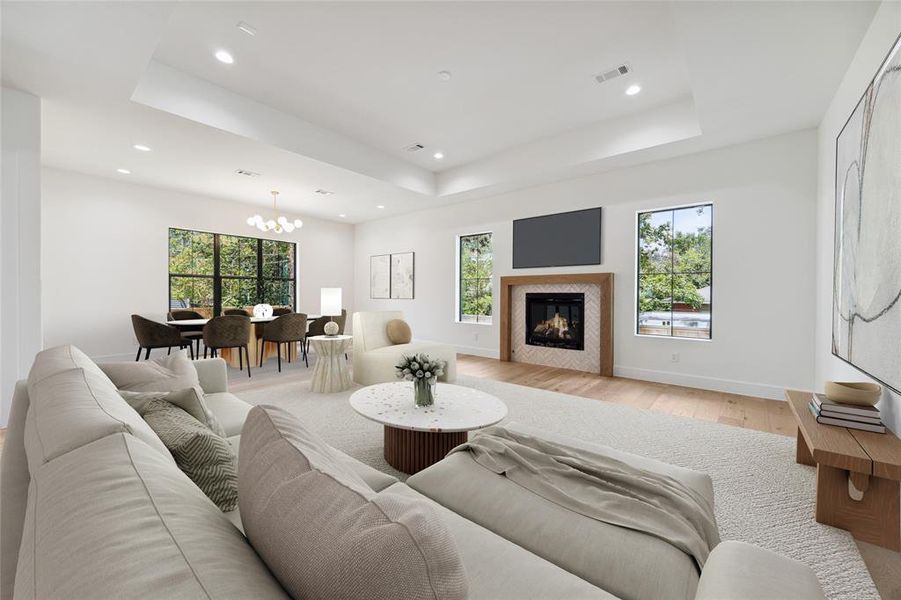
414, 378, 434, 407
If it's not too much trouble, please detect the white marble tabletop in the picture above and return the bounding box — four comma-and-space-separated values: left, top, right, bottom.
167, 314, 321, 326
349, 381, 508, 433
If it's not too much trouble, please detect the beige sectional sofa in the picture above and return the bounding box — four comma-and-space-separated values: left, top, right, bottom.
1, 345, 825, 599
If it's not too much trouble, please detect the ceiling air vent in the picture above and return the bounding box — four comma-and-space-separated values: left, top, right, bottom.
314, 189, 334, 195
404, 143, 425, 153
235, 169, 261, 177
595, 63, 631, 84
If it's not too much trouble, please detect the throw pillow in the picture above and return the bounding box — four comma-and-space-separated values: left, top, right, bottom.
386, 319, 413, 345
141, 399, 238, 511
99, 350, 200, 393
119, 387, 227, 438
238, 405, 468, 600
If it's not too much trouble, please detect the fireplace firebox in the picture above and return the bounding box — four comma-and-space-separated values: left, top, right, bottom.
525, 292, 584, 350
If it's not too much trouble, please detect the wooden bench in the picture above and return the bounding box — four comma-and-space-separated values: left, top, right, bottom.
785, 390, 901, 551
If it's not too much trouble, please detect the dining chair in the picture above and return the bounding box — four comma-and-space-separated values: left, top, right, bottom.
272, 307, 293, 316
131, 315, 194, 361
259, 313, 308, 371
168, 309, 205, 357
306, 309, 348, 359
223, 308, 251, 316
203, 315, 252, 378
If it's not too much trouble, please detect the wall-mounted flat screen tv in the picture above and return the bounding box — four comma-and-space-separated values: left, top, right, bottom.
513, 207, 602, 268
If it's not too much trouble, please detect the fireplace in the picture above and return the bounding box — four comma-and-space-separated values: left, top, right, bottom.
525, 292, 584, 351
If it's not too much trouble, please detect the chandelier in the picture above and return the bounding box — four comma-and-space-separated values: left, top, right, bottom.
246, 191, 303, 233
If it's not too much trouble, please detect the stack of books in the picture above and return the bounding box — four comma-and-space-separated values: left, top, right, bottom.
808, 393, 885, 433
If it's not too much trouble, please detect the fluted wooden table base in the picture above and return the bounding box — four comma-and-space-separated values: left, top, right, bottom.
383, 426, 467, 474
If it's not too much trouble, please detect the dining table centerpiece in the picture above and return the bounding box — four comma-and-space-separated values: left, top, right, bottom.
395, 353, 446, 407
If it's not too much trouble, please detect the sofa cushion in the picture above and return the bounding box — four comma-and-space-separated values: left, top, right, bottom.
24, 367, 172, 473
695, 541, 825, 600
99, 350, 200, 392
14, 433, 288, 600
238, 405, 468, 600
26, 344, 115, 388
204, 392, 252, 437
386, 318, 413, 344
384, 483, 615, 599
227, 434, 398, 493
120, 387, 227, 437
142, 399, 238, 511
407, 421, 711, 600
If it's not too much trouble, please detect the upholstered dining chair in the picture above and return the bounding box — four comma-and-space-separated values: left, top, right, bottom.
203, 315, 252, 377
272, 307, 293, 316
223, 308, 251, 316
259, 313, 308, 371
131, 315, 194, 361
168, 309, 205, 357
306, 309, 348, 360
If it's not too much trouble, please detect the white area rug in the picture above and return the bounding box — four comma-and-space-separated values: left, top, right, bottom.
238, 373, 879, 599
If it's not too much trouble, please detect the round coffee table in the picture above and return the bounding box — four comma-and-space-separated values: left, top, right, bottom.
349, 382, 507, 474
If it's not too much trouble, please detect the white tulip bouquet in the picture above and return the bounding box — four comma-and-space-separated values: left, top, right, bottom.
396, 353, 446, 407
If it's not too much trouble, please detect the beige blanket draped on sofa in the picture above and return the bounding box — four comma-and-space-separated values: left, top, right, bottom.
450, 426, 721, 570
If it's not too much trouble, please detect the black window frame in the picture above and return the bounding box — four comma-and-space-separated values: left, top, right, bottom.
458, 232, 493, 324
168, 227, 297, 316
635, 203, 713, 340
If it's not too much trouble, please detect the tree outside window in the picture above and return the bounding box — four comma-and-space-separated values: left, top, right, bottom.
168, 228, 296, 316
637, 205, 712, 339
459, 233, 493, 324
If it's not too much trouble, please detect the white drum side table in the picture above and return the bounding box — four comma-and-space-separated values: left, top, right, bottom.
309, 335, 353, 393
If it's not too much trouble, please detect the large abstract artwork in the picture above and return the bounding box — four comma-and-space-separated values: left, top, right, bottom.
833, 32, 901, 393
390, 252, 415, 299
370, 254, 390, 299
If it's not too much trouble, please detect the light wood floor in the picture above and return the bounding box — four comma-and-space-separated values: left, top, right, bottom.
457, 354, 797, 437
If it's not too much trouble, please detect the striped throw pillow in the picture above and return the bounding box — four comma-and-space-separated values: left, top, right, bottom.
141, 398, 238, 511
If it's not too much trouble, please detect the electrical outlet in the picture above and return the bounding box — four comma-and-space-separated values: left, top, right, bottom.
671, 353, 680, 363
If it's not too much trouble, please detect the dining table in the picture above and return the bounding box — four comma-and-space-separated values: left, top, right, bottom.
167, 314, 321, 369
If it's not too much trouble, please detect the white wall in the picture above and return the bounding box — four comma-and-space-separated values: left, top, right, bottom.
815, 2, 901, 433
1, 87, 42, 426
355, 130, 818, 400
41, 168, 355, 361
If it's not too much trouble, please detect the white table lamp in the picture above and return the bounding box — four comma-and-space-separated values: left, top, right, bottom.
320, 288, 342, 336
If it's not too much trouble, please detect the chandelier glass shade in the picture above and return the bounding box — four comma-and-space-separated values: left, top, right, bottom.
247, 191, 303, 233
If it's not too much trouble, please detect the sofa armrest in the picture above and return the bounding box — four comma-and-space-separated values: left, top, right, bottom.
695, 541, 825, 600
193, 358, 228, 394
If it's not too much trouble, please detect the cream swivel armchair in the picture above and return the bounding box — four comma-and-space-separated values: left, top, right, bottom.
351, 311, 457, 385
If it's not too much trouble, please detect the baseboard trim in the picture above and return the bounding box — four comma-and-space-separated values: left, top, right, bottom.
452, 345, 500, 359
613, 366, 788, 401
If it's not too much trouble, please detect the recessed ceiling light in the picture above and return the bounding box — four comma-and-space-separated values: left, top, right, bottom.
116, 168, 131, 174
132, 144, 151, 152
433, 152, 444, 160
215, 49, 235, 64
625, 84, 642, 96
338, 214, 346, 218
376, 205, 385, 209
437, 70, 452, 82
237, 21, 257, 36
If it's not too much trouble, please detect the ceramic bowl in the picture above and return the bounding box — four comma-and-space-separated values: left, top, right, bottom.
824, 381, 882, 406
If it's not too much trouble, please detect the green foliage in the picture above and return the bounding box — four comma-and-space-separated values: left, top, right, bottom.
460, 233, 493, 320
638, 208, 711, 312
168, 228, 295, 312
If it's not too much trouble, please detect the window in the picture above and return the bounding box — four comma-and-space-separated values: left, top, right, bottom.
168, 228, 296, 316
636, 204, 712, 339
458, 232, 493, 324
